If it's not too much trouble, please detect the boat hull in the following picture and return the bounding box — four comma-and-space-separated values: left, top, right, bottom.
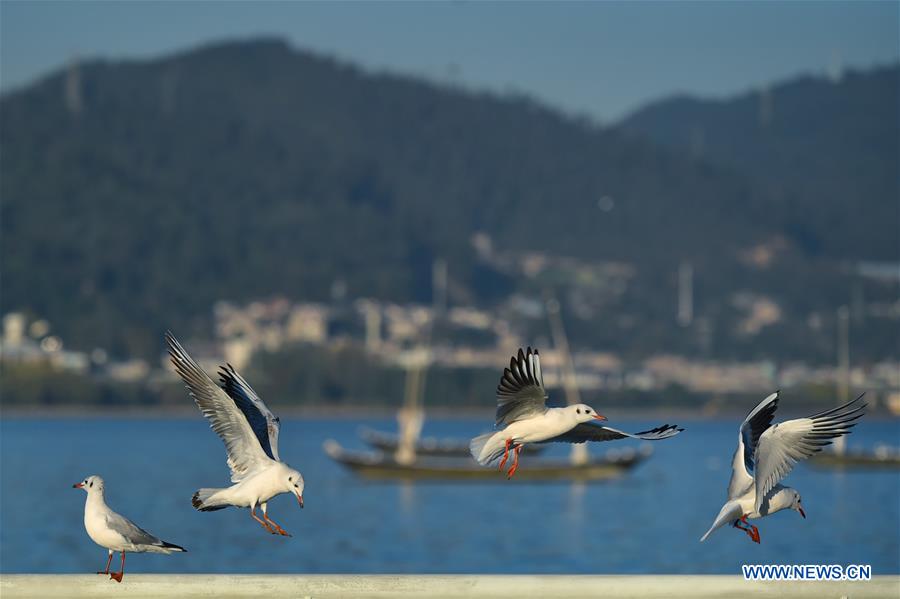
810, 450, 900, 469
358, 427, 546, 458
324, 440, 649, 482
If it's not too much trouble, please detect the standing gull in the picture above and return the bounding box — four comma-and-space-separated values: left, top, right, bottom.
470, 347, 683, 478
73, 475, 186, 583
166, 332, 304, 536
700, 391, 865, 543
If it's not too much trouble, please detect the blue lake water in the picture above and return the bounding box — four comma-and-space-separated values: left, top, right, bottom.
1, 416, 897, 574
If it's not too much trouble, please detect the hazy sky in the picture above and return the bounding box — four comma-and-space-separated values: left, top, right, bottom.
1, 1, 897, 122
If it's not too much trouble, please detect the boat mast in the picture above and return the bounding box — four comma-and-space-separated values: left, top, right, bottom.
395, 349, 427, 465
834, 305, 850, 455
545, 293, 589, 466
395, 259, 443, 465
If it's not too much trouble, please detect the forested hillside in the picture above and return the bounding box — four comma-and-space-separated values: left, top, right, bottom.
619, 65, 899, 261
1, 40, 896, 362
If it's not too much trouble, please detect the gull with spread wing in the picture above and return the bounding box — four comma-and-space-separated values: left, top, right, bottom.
701, 391, 865, 544
166, 332, 304, 537
73, 475, 186, 583
470, 347, 683, 478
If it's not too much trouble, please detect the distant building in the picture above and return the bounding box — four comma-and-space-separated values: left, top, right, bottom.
286, 305, 329, 344
105, 359, 149, 382
1, 312, 88, 373
2, 312, 26, 347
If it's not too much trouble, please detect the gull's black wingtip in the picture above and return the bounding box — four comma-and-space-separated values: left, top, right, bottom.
515, 346, 540, 359
160, 540, 187, 552
164, 330, 182, 352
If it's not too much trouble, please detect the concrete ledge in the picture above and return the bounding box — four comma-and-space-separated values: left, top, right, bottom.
1, 574, 898, 598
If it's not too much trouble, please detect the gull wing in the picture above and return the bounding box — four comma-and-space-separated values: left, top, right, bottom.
727, 391, 780, 499
495, 347, 549, 427
219, 363, 281, 461
753, 394, 866, 512
105, 511, 164, 547
166, 332, 273, 482
542, 422, 683, 444
106, 511, 185, 552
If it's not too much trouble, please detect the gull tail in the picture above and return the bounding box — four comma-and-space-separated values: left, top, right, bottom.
699, 525, 717, 543
159, 540, 187, 553
700, 500, 743, 542
469, 432, 505, 466
192, 488, 229, 512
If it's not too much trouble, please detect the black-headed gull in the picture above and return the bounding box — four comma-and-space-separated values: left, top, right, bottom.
470, 347, 683, 478
166, 332, 304, 537
73, 475, 186, 583
701, 391, 865, 544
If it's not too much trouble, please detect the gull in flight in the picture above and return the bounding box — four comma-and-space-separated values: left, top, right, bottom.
470, 347, 683, 478
166, 332, 304, 537
73, 475, 186, 583
701, 391, 865, 544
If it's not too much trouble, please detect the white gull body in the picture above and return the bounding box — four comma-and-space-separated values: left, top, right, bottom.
701, 391, 865, 543
166, 332, 304, 536
74, 475, 185, 582
470, 347, 683, 477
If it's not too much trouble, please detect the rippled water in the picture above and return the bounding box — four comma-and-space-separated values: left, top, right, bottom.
1, 416, 897, 574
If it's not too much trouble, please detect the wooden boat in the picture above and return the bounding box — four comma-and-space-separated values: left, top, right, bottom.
811, 307, 900, 469
357, 426, 546, 458
325, 290, 657, 482
324, 439, 651, 482
810, 446, 900, 469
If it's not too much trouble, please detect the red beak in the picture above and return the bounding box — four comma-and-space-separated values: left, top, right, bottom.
593, 414, 607, 421
72, 482, 84, 489
296, 492, 304, 509
798, 506, 806, 519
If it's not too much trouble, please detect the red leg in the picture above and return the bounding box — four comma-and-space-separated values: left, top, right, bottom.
749, 525, 761, 543
498, 438, 513, 471
97, 550, 113, 575
738, 516, 761, 543
262, 505, 291, 537
506, 444, 523, 479
251, 505, 276, 534
109, 552, 125, 583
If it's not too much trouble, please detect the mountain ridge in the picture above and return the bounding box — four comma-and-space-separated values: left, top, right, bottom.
618, 64, 899, 260
1, 39, 895, 361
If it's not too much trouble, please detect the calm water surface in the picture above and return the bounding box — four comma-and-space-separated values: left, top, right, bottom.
1, 417, 897, 574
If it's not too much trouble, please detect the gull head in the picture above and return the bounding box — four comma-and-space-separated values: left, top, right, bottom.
569, 404, 607, 424
790, 490, 805, 519
73, 475, 104, 494
285, 469, 304, 509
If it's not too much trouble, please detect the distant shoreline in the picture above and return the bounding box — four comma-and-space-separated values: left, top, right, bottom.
1, 404, 896, 421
